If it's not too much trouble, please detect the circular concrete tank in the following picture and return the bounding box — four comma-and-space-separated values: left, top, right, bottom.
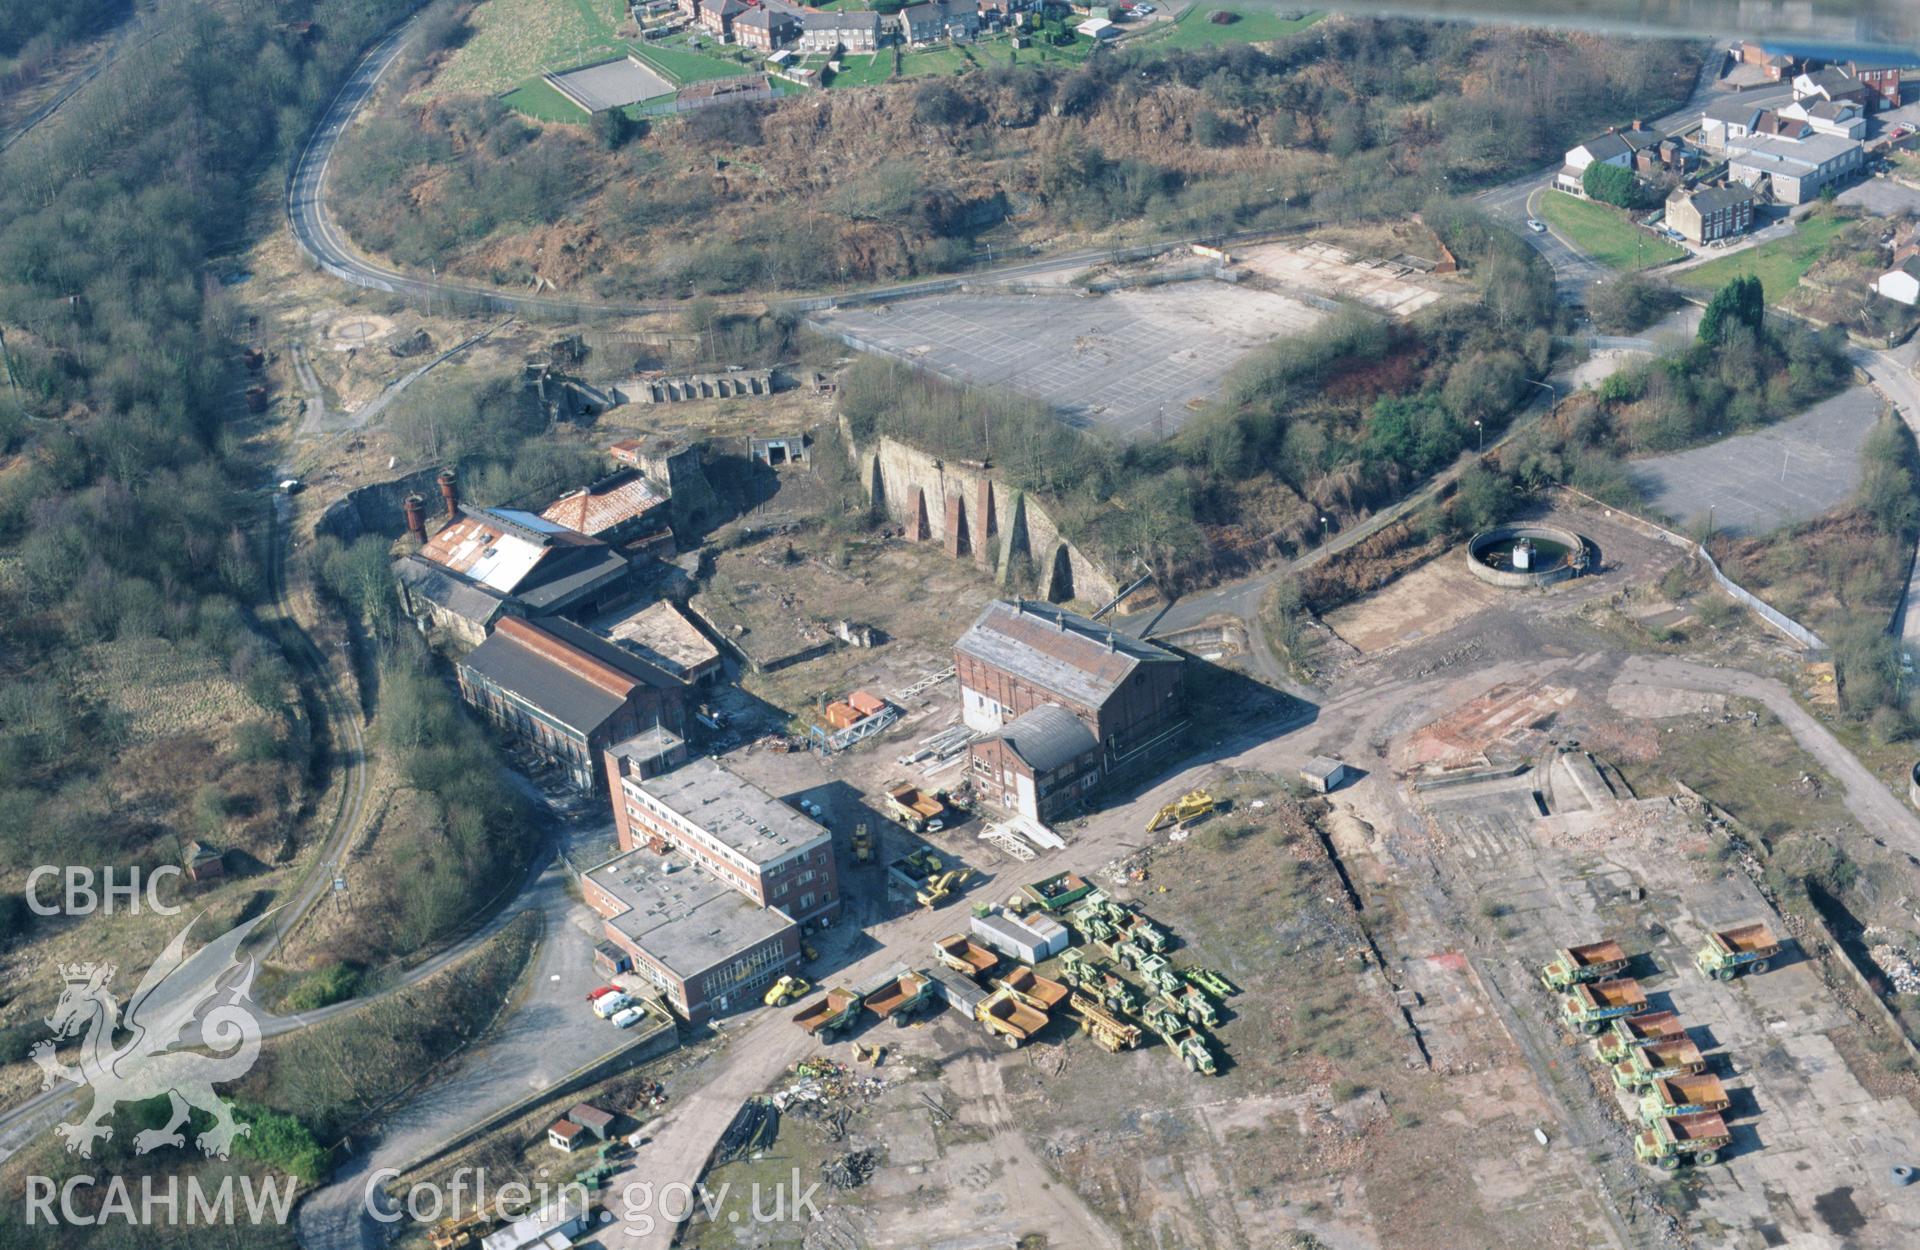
1466, 524, 1589, 588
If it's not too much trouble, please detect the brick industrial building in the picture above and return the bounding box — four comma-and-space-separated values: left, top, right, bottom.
588, 755, 839, 1020
607, 756, 840, 925
582, 847, 799, 1021
457, 616, 687, 792
957, 599, 1185, 823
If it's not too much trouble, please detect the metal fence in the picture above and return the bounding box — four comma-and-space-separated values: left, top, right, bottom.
1553, 486, 1827, 652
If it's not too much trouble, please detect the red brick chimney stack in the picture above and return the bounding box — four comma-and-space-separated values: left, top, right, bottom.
438, 469, 458, 521
403, 494, 427, 543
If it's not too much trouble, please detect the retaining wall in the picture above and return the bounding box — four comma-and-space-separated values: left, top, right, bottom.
855, 432, 1120, 606
1551, 485, 1827, 652
315, 465, 445, 545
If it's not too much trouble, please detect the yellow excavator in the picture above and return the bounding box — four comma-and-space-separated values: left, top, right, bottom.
916, 867, 975, 909
1146, 789, 1215, 833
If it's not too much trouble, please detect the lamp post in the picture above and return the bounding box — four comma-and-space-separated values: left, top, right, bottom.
1524, 378, 1556, 413
1320, 515, 1330, 544
1474, 419, 1483, 453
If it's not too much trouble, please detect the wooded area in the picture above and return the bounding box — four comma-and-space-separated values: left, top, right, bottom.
336, 15, 1698, 296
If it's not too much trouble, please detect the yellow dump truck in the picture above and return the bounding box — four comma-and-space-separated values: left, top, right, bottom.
976, 986, 1049, 1049
860, 968, 936, 1027
1594, 1010, 1686, 1065
884, 784, 947, 833
1559, 977, 1647, 1034
1635, 1112, 1732, 1170
1695, 923, 1780, 981
997, 966, 1071, 1013
792, 987, 865, 1040
1611, 1037, 1707, 1090
1638, 1072, 1730, 1124
1539, 939, 1628, 991
933, 934, 1000, 978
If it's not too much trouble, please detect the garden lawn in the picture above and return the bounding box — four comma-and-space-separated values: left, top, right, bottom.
630, 38, 752, 83
1672, 210, 1853, 302
823, 52, 894, 86
1538, 191, 1686, 271
1146, 6, 1324, 51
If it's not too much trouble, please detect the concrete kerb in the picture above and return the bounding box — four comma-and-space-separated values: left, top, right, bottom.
1550, 485, 1827, 652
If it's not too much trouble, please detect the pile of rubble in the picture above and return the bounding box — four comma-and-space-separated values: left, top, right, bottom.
771, 1058, 889, 1116
1864, 928, 1920, 994
1099, 846, 1155, 885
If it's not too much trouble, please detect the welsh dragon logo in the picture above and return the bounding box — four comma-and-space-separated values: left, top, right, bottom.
31, 913, 269, 1160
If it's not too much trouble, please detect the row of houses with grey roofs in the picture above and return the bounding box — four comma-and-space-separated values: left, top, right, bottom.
677, 0, 1020, 51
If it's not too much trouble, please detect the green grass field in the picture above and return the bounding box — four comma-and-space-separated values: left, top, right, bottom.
1538, 190, 1686, 271
629, 38, 752, 83
415, 0, 628, 97
1671, 210, 1852, 302
821, 51, 896, 86
499, 77, 589, 120
1143, 5, 1324, 50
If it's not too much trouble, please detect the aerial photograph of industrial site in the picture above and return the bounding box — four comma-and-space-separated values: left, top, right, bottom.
6, 0, 1920, 1248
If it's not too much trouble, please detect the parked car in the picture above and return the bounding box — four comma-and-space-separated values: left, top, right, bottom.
585, 984, 622, 1004
1527, 219, 1547, 234
610, 1005, 647, 1029
592, 992, 634, 1019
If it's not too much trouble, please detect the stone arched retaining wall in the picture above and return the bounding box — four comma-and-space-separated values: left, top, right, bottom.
855, 433, 1120, 608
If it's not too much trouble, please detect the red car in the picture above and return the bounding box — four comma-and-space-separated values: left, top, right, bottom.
585, 984, 622, 1003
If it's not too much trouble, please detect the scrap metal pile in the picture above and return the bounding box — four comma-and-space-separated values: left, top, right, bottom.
820, 1147, 877, 1191
716, 1097, 780, 1165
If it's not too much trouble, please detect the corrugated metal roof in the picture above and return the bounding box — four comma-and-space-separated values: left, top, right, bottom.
461, 618, 677, 736
992, 704, 1098, 773
956, 599, 1178, 712
541, 471, 668, 538
423, 514, 549, 591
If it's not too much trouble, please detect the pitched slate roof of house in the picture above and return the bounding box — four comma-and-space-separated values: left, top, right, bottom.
1675, 184, 1757, 214
802, 8, 880, 30
1578, 126, 1664, 162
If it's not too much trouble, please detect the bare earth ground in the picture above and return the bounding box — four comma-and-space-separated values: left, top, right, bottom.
540, 489, 1920, 1250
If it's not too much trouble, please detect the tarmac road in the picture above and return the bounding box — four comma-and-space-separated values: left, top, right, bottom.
286, 15, 1349, 321
1614, 655, 1920, 859
1473, 65, 1791, 300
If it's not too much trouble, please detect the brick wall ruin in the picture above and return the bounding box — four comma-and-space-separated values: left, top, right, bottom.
857, 434, 1120, 607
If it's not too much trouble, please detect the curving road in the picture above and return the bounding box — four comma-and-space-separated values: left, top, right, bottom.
287, 17, 1344, 320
